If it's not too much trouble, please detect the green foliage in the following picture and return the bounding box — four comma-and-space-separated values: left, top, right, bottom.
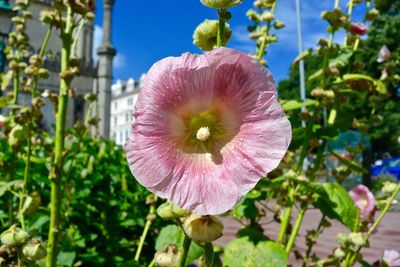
312, 183, 360, 230
224, 237, 288, 267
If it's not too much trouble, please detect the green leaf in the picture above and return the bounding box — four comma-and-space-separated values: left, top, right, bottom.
329, 150, 368, 174
224, 237, 287, 267
312, 182, 359, 230
29, 215, 49, 231
0, 180, 22, 197
231, 198, 258, 219
155, 225, 203, 264
0, 97, 8, 108
292, 50, 310, 65
308, 68, 323, 81
281, 99, 318, 112
329, 49, 353, 68
374, 79, 387, 94
57, 251, 76, 266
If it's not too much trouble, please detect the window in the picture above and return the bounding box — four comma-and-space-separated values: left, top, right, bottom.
114, 116, 117, 125
114, 102, 118, 110
125, 113, 130, 122
127, 97, 133, 105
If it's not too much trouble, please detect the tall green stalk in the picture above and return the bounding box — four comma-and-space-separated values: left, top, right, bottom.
216, 9, 227, 47
46, 6, 74, 267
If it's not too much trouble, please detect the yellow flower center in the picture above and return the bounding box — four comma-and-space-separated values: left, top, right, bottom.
182, 109, 225, 152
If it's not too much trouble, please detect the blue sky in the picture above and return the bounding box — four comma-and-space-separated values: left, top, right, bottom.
94, 1, 366, 83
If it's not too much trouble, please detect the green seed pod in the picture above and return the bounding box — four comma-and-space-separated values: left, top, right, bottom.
193, 19, 232, 51
348, 232, 364, 246
182, 214, 223, 243
200, 0, 242, 9
0, 225, 29, 246
274, 20, 285, 29
22, 240, 47, 261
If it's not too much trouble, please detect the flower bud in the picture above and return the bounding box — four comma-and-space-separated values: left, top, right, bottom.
274, 20, 285, 29
154, 244, 180, 267
382, 182, 398, 194
348, 232, 364, 246
182, 214, 223, 243
8, 124, 28, 147
22, 240, 46, 261
200, 0, 243, 9
0, 225, 29, 246
246, 9, 259, 21
365, 8, 379, 21
261, 11, 274, 22
334, 248, 345, 258
193, 19, 232, 51
349, 22, 368, 35
0, 115, 6, 128
157, 202, 190, 220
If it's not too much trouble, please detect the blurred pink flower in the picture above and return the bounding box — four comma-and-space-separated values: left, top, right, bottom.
0, 115, 5, 128
349, 22, 368, 35
383, 250, 400, 267
125, 47, 291, 215
349, 184, 375, 221
377, 45, 391, 63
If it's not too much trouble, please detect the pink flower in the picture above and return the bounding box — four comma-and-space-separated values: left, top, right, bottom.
0, 115, 5, 128
349, 22, 368, 35
125, 47, 291, 215
383, 250, 400, 267
349, 184, 375, 221
377, 45, 391, 63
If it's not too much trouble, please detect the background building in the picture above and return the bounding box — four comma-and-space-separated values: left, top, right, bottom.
0, 0, 115, 136
110, 75, 144, 145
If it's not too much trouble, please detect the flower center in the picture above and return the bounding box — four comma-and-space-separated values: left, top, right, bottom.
358, 198, 368, 209
181, 109, 225, 152
196, 127, 211, 141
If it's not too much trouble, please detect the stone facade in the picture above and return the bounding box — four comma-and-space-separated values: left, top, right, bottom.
110, 75, 144, 145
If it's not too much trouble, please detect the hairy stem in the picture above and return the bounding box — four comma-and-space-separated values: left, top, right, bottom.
46, 6, 74, 267
278, 205, 292, 244
217, 9, 227, 47
178, 234, 191, 267
204, 242, 214, 267
134, 196, 157, 262
285, 207, 306, 253
256, 1, 277, 61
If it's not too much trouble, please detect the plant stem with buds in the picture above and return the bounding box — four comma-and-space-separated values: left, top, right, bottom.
46, 6, 74, 267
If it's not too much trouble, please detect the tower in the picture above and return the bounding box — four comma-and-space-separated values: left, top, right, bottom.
96, 0, 116, 138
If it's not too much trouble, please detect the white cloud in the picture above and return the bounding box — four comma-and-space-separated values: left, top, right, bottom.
93, 24, 127, 70
113, 53, 127, 69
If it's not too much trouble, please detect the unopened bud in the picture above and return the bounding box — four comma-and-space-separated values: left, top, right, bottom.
0, 225, 29, 246
182, 214, 223, 243
274, 20, 285, 29
382, 182, 398, 194
22, 240, 46, 261
200, 0, 242, 9
334, 248, 345, 258
157, 202, 190, 220
246, 9, 259, 21
154, 244, 180, 267
193, 19, 232, 51
348, 232, 364, 246
261, 11, 274, 22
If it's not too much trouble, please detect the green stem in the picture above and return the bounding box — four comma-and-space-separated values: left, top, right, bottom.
178, 234, 191, 267
204, 242, 214, 267
277, 205, 292, 244
32, 26, 52, 98
134, 196, 157, 262
19, 130, 31, 230
216, 9, 227, 47
256, 1, 277, 61
344, 0, 354, 46
46, 6, 74, 267
285, 207, 306, 253
303, 215, 326, 267
71, 15, 87, 57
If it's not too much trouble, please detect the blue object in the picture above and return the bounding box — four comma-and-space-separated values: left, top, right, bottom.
371, 156, 400, 180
